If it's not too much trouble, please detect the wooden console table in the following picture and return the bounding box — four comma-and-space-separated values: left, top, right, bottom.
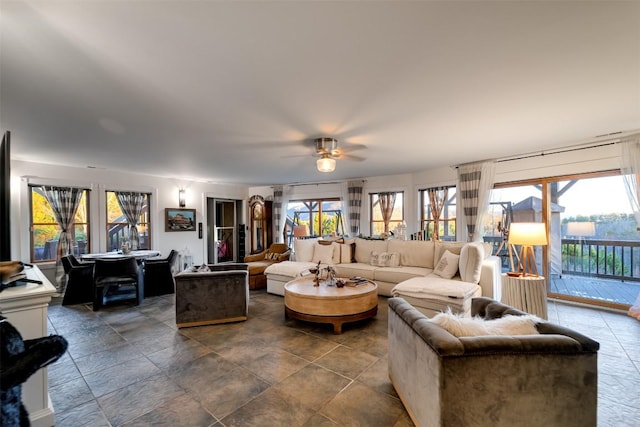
501, 274, 548, 319
0, 265, 57, 427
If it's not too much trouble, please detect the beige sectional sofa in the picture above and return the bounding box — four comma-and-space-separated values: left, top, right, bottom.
264, 237, 501, 316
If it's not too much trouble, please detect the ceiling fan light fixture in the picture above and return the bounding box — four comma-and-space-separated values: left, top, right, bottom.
317, 155, 336, 172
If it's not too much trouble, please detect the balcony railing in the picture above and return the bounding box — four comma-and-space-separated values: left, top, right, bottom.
561, 238, 640, 282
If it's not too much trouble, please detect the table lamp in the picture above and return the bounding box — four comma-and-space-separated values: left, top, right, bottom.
508, 222, 548, 277
566, 221, 595, 242
293, 225, 310, 239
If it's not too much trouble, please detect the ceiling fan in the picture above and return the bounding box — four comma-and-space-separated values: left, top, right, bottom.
313, 137, 365, 172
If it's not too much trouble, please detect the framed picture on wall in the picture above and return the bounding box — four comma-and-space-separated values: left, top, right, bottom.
165, 208, 196, 232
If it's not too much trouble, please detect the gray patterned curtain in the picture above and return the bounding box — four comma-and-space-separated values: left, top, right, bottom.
347, 181, 364, 236
272, 186, 283, 243
116, 192, 146, 250
378, 192, 397, 233
427, 187, 448, 241
457, 160, 495, 242
42, 186, 83, 292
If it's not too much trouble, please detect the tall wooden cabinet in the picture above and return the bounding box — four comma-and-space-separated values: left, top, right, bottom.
248, 195, 272, 254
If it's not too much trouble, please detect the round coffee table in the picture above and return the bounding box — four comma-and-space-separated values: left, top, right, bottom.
284, 277, 378, 334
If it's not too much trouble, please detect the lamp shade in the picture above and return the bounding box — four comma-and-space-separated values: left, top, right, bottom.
566, 221, 595, 237
293, 225, 309, 237
317, 155, 336, 172
508, 222, 547, 246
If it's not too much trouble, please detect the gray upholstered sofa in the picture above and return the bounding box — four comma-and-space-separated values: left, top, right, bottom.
388, 297, 599, 427
174, 263, 249, 328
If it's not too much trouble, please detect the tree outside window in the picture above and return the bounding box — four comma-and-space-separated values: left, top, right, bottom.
106, 191, 151, 251
30, 186, 90, 262
285, 199, 344, 242
420, 186, 456, 241
370, 191, 404, 237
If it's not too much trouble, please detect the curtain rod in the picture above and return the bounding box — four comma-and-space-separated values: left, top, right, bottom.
495, 130, 640, 164
271, 179, 366, 188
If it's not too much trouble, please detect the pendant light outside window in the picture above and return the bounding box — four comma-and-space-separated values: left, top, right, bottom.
317, 155, 336, 172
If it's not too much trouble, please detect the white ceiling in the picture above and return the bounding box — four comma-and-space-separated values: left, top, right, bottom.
1, 1, 639, 185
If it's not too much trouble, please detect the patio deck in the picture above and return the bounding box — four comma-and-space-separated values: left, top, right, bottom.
549, 274, 639, 306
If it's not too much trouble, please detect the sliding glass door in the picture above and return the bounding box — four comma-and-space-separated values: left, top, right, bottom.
484, 171, 639, 310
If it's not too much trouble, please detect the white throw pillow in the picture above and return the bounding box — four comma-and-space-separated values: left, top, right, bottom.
312, 243, 335, 264
370, 251, 380, 266
293, 238, 317, 262
433, 250, 459, 279
459, 242, 484, 284
430, 310, 540, 337
377, 252, 400, 267
331, 242, 342, 265
340, 243, 353, 263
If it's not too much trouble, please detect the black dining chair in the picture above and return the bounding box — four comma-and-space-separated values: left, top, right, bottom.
143, 249, 178, 298
61, 255, 94, 305
93, 257, 143, 311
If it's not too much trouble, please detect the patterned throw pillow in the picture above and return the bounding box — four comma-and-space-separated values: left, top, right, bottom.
433, 250, 460, 279
378, 252, 400, 267
370, 251, 379, 266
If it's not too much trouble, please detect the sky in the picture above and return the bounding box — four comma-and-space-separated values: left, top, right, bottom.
491, 175, 632, 218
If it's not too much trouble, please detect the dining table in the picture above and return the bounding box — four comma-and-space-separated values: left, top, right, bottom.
80, 249, 161, 261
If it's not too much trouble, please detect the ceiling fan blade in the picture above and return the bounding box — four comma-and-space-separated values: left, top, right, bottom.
336, 153, 366, 162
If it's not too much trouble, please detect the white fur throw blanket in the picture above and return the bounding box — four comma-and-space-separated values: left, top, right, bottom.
430, 310, 541, 337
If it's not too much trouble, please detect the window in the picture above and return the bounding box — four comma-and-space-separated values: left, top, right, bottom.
369, 191, 404, 236
485, 171, 637, 310
30, 186, 90, 262
106, 191, 151, 251
286, 198, 344, 243
419, 186, 456, 241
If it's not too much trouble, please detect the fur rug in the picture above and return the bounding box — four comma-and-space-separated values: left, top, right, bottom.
430, 309, 540, 337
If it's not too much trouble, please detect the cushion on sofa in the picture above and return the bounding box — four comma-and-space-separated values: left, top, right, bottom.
388, 240, 435, 268
433, 250, 460, 279
373, 266, 432, 284
392, 276, 480, 300
312, 243, 335, 264
293, 238, 318, 262
333, 263, 377, 281
340, 243, 355, 263
458, 242, 485, 284
354, 238, 388, 263
434, 241, 466, 265
430, 309, 540, 337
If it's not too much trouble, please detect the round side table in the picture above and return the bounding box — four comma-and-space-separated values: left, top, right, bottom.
501, 274, 548, 319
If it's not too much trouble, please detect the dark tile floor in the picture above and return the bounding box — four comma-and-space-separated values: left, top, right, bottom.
46, 292, 640, 426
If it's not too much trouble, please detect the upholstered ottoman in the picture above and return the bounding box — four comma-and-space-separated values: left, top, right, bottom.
174, 263, 249, 328
264, 260, 317, 296
391, 276, 481, 317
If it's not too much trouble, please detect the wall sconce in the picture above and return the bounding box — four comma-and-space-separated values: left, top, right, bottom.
508, 222, 548, 277
178, 189, 186, 207
317, 154, 336, 173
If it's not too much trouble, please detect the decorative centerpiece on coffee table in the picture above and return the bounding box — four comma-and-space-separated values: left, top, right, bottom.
309, 261, 321, 287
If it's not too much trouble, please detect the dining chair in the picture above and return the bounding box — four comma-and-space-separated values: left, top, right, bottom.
61, 255, 94, 305
92, 257, 143, 311
143, 249, 178, 297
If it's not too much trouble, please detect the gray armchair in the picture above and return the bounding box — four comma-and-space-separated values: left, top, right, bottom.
174, 263, 249, 328
388, 297, 599, 427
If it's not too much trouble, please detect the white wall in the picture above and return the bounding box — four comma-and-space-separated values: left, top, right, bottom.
11, 143, 621, 269
11, 160, 249, 266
